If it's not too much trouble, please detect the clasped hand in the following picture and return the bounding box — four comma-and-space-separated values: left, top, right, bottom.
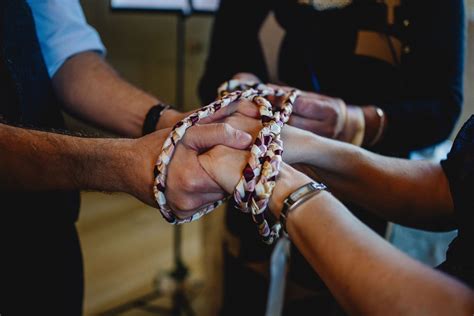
127, 97, 315, 220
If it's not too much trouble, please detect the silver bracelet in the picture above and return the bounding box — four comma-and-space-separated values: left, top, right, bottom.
280, 182, 327, 235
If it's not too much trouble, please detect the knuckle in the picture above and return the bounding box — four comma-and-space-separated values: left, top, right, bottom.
222, 122, 236, 137
175, 198, 196, 212
225, 116, 237, 126
181, 172, 200, 192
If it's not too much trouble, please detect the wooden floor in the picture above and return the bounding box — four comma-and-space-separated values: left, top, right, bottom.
77, 192, 224, 316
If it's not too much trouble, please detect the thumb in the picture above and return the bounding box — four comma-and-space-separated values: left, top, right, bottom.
200, 99, 260, 125
183, 123, 252, 152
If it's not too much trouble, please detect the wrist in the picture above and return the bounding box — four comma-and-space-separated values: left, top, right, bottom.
282, 125, 316, 164
269, 163, 311, 218
280, 181, 327, 235
128, 129, 169, 206
110, 139, 140, 194
156, 108, 183, 130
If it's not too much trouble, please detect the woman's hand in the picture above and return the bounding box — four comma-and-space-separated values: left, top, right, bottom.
268, 83, 367, 145
290, 91, 348, 139
198, 145, 250, 194
199, 99, 261, 125
198, 144, 312, 219
220, 111, 320, 165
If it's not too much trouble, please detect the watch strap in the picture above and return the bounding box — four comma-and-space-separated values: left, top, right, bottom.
280, 182, 327, 235
142, 103, 171, 136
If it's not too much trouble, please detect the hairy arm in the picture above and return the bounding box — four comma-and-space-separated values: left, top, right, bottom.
0, 121, 252, 215
52, 52, 183, 138
0, 123, 137, 193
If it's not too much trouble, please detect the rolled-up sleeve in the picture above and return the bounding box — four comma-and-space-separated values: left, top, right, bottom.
26, 0, 106, 77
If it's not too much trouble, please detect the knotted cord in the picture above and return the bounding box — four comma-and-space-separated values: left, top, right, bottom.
153, 80, 300, 244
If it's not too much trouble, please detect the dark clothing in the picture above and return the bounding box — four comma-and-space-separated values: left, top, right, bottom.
221, 249, 343, 316
200, 0, 465, 155
0, 0, 80, 223
199, 0, 466, 314
1, 0, 83, 314
439, 115, 474, 288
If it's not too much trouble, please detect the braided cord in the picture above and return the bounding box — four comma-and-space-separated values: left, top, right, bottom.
153, 79, 300, 245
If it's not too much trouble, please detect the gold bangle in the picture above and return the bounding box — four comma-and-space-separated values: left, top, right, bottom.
350, 106, 365, 146
369, 107, 385, 147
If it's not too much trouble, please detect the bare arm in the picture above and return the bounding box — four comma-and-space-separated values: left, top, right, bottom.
0, 122, 136, 193
282, 127, 455, 230
0, 122, 252, 217
52, 51, 184, 138
198, 147, 474, 316
222, 114, 454, 230
279, 166, 474, 316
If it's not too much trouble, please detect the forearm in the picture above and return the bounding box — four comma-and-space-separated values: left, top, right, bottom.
0, 123, 133, 193
276, 172, 474, 315
198, 145, 473, 315
287, 131, 454, 229
53, 51, 182, 137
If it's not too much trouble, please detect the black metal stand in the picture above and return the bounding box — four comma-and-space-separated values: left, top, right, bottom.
100, 7, 199, 316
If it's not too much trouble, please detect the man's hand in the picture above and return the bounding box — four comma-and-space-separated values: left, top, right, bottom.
290, 92, 347, 139
128, 123, 252, 219
268, 84, 347, 137
198, 145, 249, 194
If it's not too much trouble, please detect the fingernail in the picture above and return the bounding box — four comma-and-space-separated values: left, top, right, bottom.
237, 130, 252, 144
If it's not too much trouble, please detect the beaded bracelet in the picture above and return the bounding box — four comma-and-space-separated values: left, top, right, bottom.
153, 79, 300, 244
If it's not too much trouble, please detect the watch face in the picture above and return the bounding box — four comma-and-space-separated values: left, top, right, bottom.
290, 189, 306, 202
290, 183, 314, 202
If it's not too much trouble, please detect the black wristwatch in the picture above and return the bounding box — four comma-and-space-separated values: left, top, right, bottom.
142, 103, 171, 136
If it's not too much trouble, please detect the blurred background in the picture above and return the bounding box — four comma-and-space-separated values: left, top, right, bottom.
74, 1, 474, 315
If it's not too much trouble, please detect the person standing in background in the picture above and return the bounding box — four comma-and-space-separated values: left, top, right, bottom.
200, 0, 466, 314
1, 1, 253, 315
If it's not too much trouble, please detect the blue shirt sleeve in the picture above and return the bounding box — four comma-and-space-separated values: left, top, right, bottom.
26, 0, 106, 78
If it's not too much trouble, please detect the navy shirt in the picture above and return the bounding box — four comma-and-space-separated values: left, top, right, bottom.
1, 1, 84, 314
0, 0, 80, 224
439, 115, 474, 288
